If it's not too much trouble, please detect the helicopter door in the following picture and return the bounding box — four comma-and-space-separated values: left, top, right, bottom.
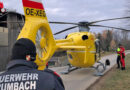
95, 39, 101, 61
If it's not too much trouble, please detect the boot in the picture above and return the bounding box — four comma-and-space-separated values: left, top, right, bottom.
121, 67, 125, 70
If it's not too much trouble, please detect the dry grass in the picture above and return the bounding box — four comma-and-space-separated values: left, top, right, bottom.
101, 51, 115, 57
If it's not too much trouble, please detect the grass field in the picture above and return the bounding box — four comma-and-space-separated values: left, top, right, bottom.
89, 54, 130, 90
101, 51, 115, 57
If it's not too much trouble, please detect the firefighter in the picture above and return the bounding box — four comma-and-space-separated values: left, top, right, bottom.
0, 38, 65, 90
117, 44, 126, 70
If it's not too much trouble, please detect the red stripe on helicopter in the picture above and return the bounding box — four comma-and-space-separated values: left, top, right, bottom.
0, 2, 4, 8
22, 0, 44, 10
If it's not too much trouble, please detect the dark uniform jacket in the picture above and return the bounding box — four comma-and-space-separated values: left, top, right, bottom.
0, 60, 65, 90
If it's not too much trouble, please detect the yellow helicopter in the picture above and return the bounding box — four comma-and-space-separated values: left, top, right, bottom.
17, 0, 130, 74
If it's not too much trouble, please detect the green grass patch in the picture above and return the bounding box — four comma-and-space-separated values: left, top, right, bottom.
95, 54, 130, 90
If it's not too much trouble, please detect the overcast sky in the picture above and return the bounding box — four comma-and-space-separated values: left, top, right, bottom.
2, 0, 128, 38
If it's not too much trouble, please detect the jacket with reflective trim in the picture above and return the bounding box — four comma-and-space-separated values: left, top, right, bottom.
0, 60, 65, 90
117, 46, 125, 56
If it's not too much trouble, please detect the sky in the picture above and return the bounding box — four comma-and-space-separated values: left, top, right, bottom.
2, 0, 128, 38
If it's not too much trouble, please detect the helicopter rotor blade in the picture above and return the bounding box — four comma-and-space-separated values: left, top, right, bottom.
89, 16, 130, 24
49, 21, 78, 25
54, 26, 78, 35
0, 21, 24, 23
90, 24, 130, 31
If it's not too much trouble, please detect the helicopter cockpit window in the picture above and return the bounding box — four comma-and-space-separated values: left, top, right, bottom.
0, 27, 8, 46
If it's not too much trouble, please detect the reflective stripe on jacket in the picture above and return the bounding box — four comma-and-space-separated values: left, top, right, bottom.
117, 48, 120, 55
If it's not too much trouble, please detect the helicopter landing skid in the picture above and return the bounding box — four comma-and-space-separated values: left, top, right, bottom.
93, 61, 107, 76
61, 64, 79, 74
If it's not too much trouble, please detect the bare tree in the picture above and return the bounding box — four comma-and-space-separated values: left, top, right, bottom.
113, 30, 121, 46
97, 30, 113, 51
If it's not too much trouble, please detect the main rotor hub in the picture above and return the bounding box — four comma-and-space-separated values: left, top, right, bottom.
78, 21, 90, 32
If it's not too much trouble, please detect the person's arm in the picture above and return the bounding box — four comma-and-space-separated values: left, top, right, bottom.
44, 69, 65, 90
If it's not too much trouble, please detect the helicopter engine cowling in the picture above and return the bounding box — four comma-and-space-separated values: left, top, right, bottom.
66, 32, 96, 68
